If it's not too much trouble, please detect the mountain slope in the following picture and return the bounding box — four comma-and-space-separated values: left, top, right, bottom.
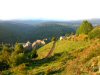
0, 21, 75, 43
28, 35, 100, 75
1, 30, 100, 75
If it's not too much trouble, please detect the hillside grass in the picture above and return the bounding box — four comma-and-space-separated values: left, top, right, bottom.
27, 37, 100, 75
37, 39, 92, 59
2, 35, 100, 75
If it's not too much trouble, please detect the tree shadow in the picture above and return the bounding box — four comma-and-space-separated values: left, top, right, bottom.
49, 68, 64, 75
27, 52, 63, 68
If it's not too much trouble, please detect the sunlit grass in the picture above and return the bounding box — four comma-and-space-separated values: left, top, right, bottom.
37, 39, 92, 59
7, 36, 100, 75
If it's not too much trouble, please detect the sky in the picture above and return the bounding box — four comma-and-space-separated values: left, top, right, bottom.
0, 0, 100, 21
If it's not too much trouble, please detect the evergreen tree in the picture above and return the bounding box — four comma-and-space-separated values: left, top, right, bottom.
76, 20, 93, 35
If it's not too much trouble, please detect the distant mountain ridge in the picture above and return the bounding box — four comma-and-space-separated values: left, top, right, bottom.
1, 18, 100, 26
0, 18, 100, 43
0, 21, 75, 44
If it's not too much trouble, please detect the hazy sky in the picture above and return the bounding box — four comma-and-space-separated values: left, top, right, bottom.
0, 0, 100, 20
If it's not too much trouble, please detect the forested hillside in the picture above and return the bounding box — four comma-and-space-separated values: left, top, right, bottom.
0, 21, 76, 44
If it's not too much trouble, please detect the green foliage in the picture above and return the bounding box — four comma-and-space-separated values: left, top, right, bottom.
31, 49, 38, 58
76, 20, 93, 34
0, 45, 11, 68
0, 42, 38, 70
0, 24, 100, 75
10, 53, 26, 67
2, 45, 10, 52
51, 37, 58, 41
0, 38, 99, 75
1, 70, 11, 75
10, 63, 27, 75
0, 22, 75, 43
14, 43, 24, 54
28, 49, 38, 59
88, 26, 100, 39
9, 43, 38, 67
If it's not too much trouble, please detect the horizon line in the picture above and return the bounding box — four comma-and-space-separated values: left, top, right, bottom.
0, 18, 100, 21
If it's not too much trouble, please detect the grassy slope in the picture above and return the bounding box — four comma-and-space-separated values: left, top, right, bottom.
6, 36, 100, 75
25, 38, 98, 75
37, 39, 91, 59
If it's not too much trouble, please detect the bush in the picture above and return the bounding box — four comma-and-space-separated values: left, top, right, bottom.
14, 43, 24, 54
76, 20, 93, 35
10, 64, 27, 74
2, 45, 11, 52
0, 45, 11, 70
28, 49, 38, 59
1, 45, 11, 63
9, 53, 26, 67
51, 37, 58, 41
1, 70, 11, 75
88, 26, 100, 39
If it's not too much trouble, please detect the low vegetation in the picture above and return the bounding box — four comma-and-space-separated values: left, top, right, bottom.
88, 26, 100, 39
0, 20, 100, 75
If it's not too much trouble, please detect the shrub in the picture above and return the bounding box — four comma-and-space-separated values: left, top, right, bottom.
51, 37, 58, 41
88, 26, 100, 39
2, 45, 11, 52
14, 43, 24, 54
9, 53, 26, 67
1, 70, 11, 75
28, 49, 38, 59
1, 46, 11, 63
76, 20, 93, 35
10, 64, 27, 74
0, 45, 11, 70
